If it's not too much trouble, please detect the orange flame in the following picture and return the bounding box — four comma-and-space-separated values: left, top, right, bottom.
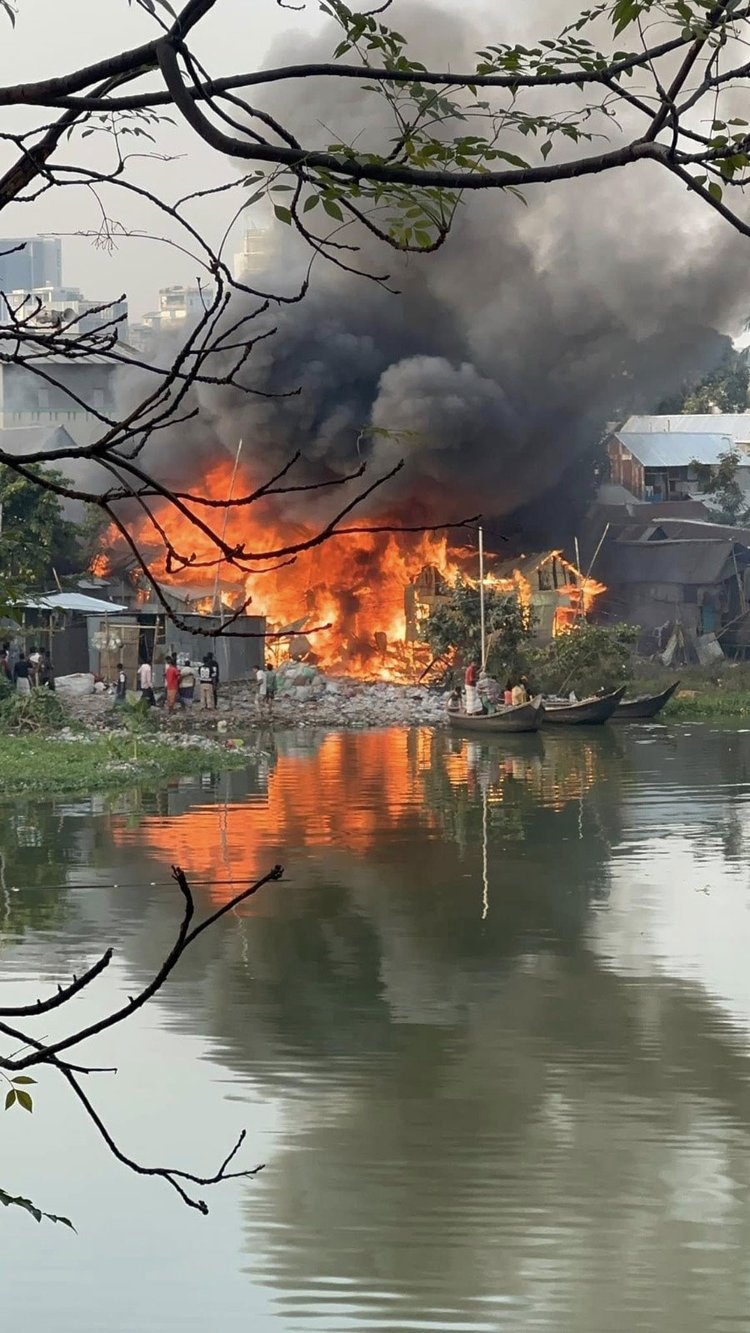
90, 552, 111, 578
92, 462, 606, 677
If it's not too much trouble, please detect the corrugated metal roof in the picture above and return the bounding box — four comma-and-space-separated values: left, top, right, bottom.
647, 518, 750, 543
616, 430, 734, 467
22, 592, 128, 613
601, 538, 741, 586
622, 413, 750, 442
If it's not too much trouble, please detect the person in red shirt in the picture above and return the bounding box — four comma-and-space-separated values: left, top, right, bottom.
164, 657, 181, 711
464, 660, 481, 715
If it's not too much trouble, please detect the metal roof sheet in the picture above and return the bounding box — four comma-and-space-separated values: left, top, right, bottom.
616, 430, 734, 467
623, 413, 750, 440
22, 592, 128, 613
602, 538, 741, 586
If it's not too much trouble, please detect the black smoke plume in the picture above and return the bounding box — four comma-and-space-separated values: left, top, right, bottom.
141, 3, 750, 549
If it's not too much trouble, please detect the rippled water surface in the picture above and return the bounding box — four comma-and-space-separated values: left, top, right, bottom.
3, 724, 750, 1331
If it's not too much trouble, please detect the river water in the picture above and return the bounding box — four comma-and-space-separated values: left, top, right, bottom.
3, 723, 750, 1331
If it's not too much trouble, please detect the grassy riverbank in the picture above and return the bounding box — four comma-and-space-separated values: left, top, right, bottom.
0, 732, 249, 795
633, 664, 750, 721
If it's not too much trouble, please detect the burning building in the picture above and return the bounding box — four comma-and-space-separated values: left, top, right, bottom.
93, 445, 610, 683
405, 550, 605, 648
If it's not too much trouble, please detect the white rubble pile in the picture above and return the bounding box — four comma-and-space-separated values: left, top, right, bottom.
223, 665, 448, 729
55, 672, 95, 698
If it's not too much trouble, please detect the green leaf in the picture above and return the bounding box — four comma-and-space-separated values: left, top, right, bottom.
5, 1088, 16, 1110
303, 194, 319, 212
0, 1187, 75, 1230
15, 1090, 33, 1113
540, 140, 553, 160
273, 205, 293, 225
11, 1077, 36, 1085
322, 198, 345, 222
708, 180, 723, 202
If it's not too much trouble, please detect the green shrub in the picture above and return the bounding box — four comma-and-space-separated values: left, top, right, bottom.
526, 622, 638, 697
0, 686, 68, 733
115, 696, 158, 733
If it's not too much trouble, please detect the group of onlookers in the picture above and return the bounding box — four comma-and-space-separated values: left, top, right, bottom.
115, 654, 220, 711
1, 643, 55, 693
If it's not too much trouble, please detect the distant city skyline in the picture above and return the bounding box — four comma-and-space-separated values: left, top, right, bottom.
0, 0, 309, 317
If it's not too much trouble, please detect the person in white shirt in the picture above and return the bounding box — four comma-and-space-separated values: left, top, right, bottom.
179, 658, 196, 706
256, 666, 267, 715
137, 660, 155, 706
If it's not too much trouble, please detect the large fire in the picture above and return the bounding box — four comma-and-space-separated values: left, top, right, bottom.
93, 458, 605, 678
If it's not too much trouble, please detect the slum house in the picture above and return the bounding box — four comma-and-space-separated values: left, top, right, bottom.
12, 591, 128, 675
606, 413, 750, 503
405, 550, 594, 645
97, 583, 266, 686
597, 537, 750, 658
11, 585, 266, 683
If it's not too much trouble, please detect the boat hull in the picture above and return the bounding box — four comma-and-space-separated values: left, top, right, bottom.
542, 686, 626, 726
448, 695, 543, 734
613, 681, 680, 720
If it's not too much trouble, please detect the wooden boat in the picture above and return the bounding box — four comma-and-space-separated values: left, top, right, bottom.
542, 685, 626, 726
448, 694, 544, 734
613, 681, 680, 720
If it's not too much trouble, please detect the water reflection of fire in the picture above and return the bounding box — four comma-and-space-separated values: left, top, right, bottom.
112, 731, 439, 897
94, 460, 605, 679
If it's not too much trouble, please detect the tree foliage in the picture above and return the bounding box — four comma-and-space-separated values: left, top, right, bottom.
0, 463, 80, 587
692, 448, 750, 522
528, 622, 638, 697
424, 578, 533, 678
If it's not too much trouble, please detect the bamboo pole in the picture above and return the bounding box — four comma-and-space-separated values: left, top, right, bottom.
213, 438, 243, 617
478, 525, 486, 669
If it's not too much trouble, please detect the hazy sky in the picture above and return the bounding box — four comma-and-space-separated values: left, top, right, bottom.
0, 0, 578, 320
0, 0, 328, 315
0, 0, 742, 340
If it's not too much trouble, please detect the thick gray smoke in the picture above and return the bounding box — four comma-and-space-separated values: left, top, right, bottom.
153, 2, 750, 544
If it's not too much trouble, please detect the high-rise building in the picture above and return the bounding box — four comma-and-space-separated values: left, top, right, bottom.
233, 225, 273, 283
3, 286, 129, 340
0, 237, 62, 293
130, 284, 214, 353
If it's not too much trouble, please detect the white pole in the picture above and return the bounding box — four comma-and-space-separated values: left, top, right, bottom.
481, 784, 489, 921
213, 438, 243, 616
478, 524, 486, 669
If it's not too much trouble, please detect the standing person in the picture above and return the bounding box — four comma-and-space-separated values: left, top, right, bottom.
255, 662, 268, 716
207, 652, 220, 708
27, 645, 40, 688
137, 659, 155, 706
264, 661, 277, 715
0, 646, 11, 682
464, 660, 481, 716
38, 648, 55, 690
179, 657, 196, 707
164, 656, 181, 712
13, 653, 30, 694
198, 657, 214, 710
115, 662, 127, 705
